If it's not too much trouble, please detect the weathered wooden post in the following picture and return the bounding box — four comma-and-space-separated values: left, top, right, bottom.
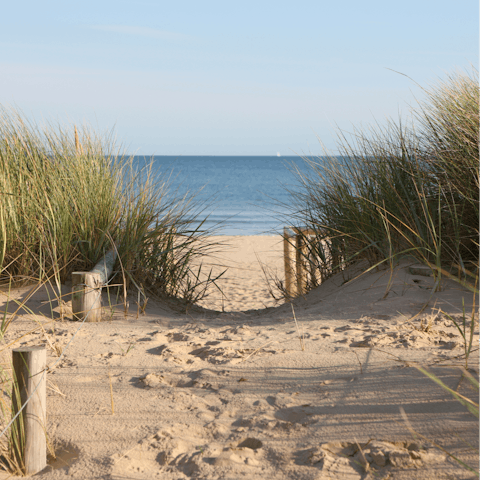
284, 227, 317, 298
283, 227, 296, 299
71, 272, 102, 322
295, 230, 308, 296
11, 347, 47, 475
72, 249, 117, 322
309, 240, 323, 286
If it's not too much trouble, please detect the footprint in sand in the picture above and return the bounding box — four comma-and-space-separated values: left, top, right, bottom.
345, 312, 464, 350
350, 328, 461, 349
110, 429, 267, 479
296, 440, 446, 478
138, 372, 191, 388
167, 332, 190, 342
212, 438, 264, 467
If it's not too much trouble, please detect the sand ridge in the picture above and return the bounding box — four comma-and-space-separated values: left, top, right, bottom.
0, 235, 478, 479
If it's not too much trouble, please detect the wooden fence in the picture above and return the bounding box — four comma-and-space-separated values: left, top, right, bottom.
284, 226, 318, 299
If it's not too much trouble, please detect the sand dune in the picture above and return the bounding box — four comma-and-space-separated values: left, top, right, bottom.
0, 235, 478, 479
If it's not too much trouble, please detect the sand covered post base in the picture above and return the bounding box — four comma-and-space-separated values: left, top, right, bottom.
71, 249, 117, 322
11, 347, 47, 476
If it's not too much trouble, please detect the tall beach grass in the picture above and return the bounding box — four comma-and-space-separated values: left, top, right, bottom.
286, 67, 478, 289
0, 106, 222, 307
282, 67, 479, 474
0, 107, 225, 474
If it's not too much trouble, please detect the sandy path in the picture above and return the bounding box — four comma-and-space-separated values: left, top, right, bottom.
195, 235, 285, 311
0, 236, 477, 479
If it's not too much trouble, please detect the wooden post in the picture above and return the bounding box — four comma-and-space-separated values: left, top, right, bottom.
283, 227, 295, 299
310, 241, 323, 285
284, 227, 318, 299
71, 249, 117, 322
72, 272, 102, 322
11, 347, 47, 475
295, 231, 308, 296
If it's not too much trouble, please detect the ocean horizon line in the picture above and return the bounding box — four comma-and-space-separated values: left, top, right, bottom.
124, 154, 334, 158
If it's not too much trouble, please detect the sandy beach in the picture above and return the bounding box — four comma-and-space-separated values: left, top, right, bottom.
194, 236, 285, 312
0, 235, 478, 479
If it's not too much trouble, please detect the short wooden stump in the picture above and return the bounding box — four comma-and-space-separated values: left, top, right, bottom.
71, 272, 103, 322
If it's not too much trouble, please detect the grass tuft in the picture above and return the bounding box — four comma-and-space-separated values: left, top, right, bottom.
0, 106, 223, 307
284, 67, 478, 295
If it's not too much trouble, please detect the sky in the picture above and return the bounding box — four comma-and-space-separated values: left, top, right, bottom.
1, 1, 478, 156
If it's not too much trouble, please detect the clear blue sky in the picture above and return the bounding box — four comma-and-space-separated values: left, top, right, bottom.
1, 1, 477, 155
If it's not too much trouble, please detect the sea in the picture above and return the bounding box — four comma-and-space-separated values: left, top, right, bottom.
131, 155, 319, 236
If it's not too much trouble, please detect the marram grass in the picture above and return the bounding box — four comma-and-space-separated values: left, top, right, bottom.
286, 67, 479, 289
0, 106, 223, 306
282, 66, 479, 476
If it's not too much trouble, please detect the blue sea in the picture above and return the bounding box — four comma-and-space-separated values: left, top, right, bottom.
132, 156, 318, 235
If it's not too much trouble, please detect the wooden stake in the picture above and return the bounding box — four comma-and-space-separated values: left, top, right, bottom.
295, 232, 307, 296
71, 250, 117, 322
283, 227, 295, 299
11, 347, 47, 475
72, 272, 102, 322
284, 226, 318, 299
